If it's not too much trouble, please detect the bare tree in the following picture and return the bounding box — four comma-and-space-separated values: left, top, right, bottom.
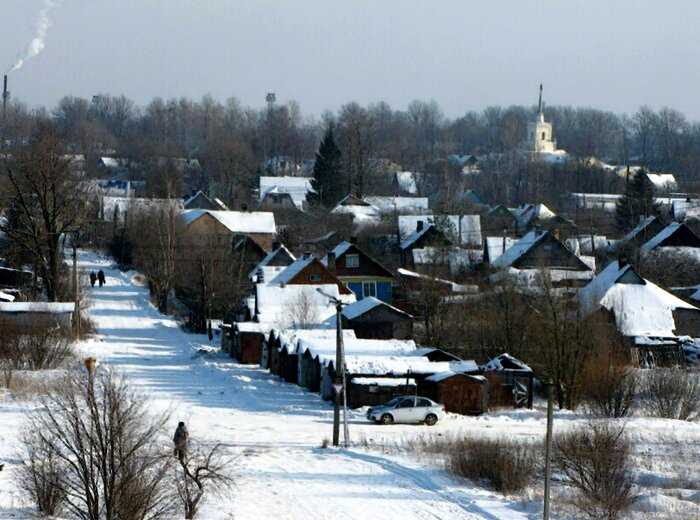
285, 288, 321, 329
21, 370, 175, 520
0, 124, 87, 301
174, 443, 234, 520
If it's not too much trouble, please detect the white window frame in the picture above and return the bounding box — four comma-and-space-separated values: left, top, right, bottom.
346, 254, 360, 268
362, 281, 377, 298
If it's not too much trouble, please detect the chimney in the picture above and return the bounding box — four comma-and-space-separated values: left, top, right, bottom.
327, 252, 336, 272
303, 251, 312, 259
416, 220, 424, 232
350, 236, 358, 244
2, 75, 8, 120
618, 254, 628, 268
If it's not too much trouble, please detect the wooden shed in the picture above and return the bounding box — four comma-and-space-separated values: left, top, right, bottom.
340, 297, 414, 340
346, 377, 417, 409
0, 302, 75, 330
230, 323, 268, 364
419, 372, 488, 415
481, 353, 534, 409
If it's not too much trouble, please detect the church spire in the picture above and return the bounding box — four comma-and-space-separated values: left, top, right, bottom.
538, 83, 543, 114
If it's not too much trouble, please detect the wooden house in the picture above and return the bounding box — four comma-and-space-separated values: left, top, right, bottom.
180, 209, 276, 253
622, 216, 665, 249
322, 241, 396, 302
481, 353, 534, 409
399, 222, 453, 269
184, 191, 228, 210
340, 297, 414, 339
580, 260, 700, 365
248, 243, 296, 284
419, 372, 488, 415
0, 266, 33, 290
640, 222, 700, 253
484, 205, 518, 235
269, 255, 352, 295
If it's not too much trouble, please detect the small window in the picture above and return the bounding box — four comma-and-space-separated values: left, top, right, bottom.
346, 254, 360, 268
362, 282, 377, 298
397, 398, 415, 408
417, 398, 432, 407
309, 274, 321, 282
541, 131, 546, 140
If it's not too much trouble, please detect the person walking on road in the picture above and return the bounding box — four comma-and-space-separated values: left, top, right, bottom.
97, 270, 106, 287
89, 272, 97, 287
173, 421, 189, 462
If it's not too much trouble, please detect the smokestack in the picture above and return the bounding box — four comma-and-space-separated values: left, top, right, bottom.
327, 252, 336, 272
2, 75, 8, 120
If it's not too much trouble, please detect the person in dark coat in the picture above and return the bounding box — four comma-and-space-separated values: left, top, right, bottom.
89, 272, 97, 287
97, 270, 106, 287
173, 421, 189, 461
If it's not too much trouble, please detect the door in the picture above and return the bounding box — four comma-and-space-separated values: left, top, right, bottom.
393, 397, 416, 422
415, 397, 433, 422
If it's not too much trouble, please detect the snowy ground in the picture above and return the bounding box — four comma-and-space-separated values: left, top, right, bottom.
1, 250, 700, 519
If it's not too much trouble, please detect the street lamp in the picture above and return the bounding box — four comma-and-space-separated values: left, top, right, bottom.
316, 288, 350, 447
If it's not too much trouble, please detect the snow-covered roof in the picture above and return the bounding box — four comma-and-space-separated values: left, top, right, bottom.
234, 322, 273, 334
248, 245, 296, 281
397, 268, 479, 294
492, 231, 546, 269
395, 171, 419, 194
184, 191, 228, 210
181, 209, 276, 235
426, 370, 484, 383
640, 222, 700, 253
482, 353, 532, 372
330, 197, 380, 224
0, 291, 15, 302
485, 237, 516, 264
579, 261, 698, 337
512, 203, 556, 228
341, 296, 413, 320
351, 377, 416, 387
0, 302, 75, 313
255, 284, 348, 327
398, 215, 482, 247
269, 255, 316, 285
364, 196, 429, 213
102, 197, 183, 221
645, 173, 677, 191
259, 176, 314, 210
622, 216, 658, 243
400, 224, 434, 250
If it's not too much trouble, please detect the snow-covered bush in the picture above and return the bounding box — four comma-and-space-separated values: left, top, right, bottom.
582, 355, 638, 418
643, 368, 700, 421
446, 436, 539, 494
554, 421, 637, 520
17, 431, 67, 517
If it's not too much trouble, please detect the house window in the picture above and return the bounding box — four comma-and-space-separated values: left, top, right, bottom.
541, 131, 546, 140
309, 274, 321, 282
362, 282, 377, 298
346, 254, 360, 268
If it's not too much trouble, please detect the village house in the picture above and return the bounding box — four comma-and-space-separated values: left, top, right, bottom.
330, 194, 381, 226
179, 209, 277, 252
183, 190, 228, 211
259, 176, 314, 211
269, 254, 353, 296
322, 240, 396, 302
337, 296, 414, 340
621, 216, 666, 249
640, 221, 700, 254
579, 259, 700, 365
248, 243, 296, 284
398, 215, 483, 248
490, 229, 594, 289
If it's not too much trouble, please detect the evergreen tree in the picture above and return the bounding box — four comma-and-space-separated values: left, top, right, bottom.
307, 126, 343, 207
615, 168, 659, 231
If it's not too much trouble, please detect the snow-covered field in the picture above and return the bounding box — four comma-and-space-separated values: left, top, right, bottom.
1, 250, 700, 519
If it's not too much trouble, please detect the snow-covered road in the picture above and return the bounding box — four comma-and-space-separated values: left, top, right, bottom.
76, 252, 533, 520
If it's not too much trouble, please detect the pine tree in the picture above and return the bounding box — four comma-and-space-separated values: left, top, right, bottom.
307, 126, 343, 207
615, 168, 659, 231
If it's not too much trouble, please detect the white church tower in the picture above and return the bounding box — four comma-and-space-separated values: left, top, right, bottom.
526, 84, 557, 154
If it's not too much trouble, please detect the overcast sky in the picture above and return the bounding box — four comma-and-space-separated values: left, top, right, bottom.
3, 0, 700, 119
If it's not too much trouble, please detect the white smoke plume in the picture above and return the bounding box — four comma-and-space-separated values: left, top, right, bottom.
7, 0, 63, 73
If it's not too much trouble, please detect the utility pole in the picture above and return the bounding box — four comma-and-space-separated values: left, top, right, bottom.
319, 288, 349, 447
543, 381, 554, 520
73, 239, 81, 341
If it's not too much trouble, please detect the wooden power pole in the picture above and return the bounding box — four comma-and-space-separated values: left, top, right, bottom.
73, 241, 80, 340
543, 382, 554, 519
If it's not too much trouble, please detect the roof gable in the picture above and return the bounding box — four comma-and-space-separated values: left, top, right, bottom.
323, 242, 395, 279
641, 222, 700, 252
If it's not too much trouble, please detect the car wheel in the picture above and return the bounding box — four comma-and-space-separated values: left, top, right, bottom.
424, 414, 438, 426
380, 413, 394, 425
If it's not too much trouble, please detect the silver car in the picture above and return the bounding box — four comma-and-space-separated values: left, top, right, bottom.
367, 396, 445, 426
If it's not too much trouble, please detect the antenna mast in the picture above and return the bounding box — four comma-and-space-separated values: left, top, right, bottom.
538, 83, 543, 114
2, 75, 9, 121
